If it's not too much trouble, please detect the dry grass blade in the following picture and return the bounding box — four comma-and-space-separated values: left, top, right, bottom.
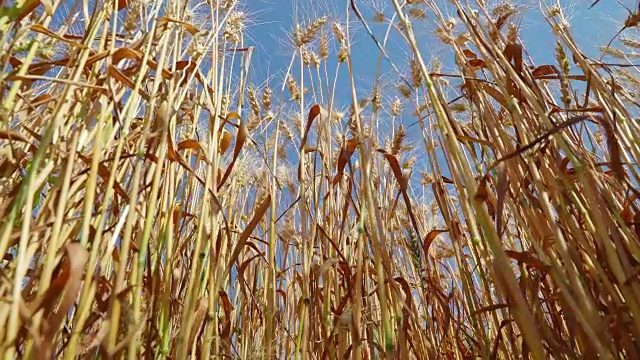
217, 112, 247, 190
489, 115, 598, 169
532, 64, 560, 77
331, 138, 357, 185
300, 104, 321, 151
29, 25, 89, 49
495, 163, 509, 236
469, 81, 509, 109
156, 17, 200, 36
0, 130, 34, 145
423, 229, 448, 255
35, 243, 88, 359
595, 115, 626, 181
223, 194, 271, 278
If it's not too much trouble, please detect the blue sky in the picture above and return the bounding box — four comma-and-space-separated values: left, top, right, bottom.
44, 0, 629, 135
36, 0, 635, 127
26, 0, 633, 232
24, 0, 632, 204
236, 0, 634, 195
245, 0, 631, 100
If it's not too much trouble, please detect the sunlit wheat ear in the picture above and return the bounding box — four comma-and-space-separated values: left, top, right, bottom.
309, 51, 320, 68
222, 0, 238, 12
261, 86, 272, 111
450, 103, 466, 113
555, 41, 572, 107
390, 97, 402, 117
220, 93, 230, 112
599, 46, 627, 60
396, 83, 412, 99
408, 8, 427, 21
391, 125, 407, 156
328, 21, 349, 63
318, 31, 329, 60
35, 38, 59, 60
620, 37, 640, 48
403, 157, 415, 176
247, 85, 260, 117
329, 108, 345, 124
337, 45, 348, 63
491, 2, 514, 17
410, 57, 422, 88
331, 22, 346, 44
224, 11, 246, 43
617, 69, 640, 88
288, 111, 302, 138
371, 86, 382, 113
293, 16, 327, 48
373, 11, 385, 23
300, 46, 312, 66
286, 75, 301, 102
434, 22, 454, 44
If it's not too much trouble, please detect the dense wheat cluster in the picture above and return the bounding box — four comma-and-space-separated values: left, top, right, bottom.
0, 0, 639, 358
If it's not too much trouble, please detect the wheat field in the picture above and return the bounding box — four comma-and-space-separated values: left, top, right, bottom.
0, 0, 639, 358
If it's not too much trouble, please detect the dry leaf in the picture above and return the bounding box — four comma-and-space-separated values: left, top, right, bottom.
424, 229, 448, 255
219, 130, 232, 154
532, 64, 559, 78
467, 58, 486, 69
224, 194, 271, 277
36, 243, 88, 358
300, 104, 321, 151
157, 16, 200, 36
218, 113, 247, 190
463, 49, 478, 59
30, 24, 88, 49
505, 250, 549, 271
